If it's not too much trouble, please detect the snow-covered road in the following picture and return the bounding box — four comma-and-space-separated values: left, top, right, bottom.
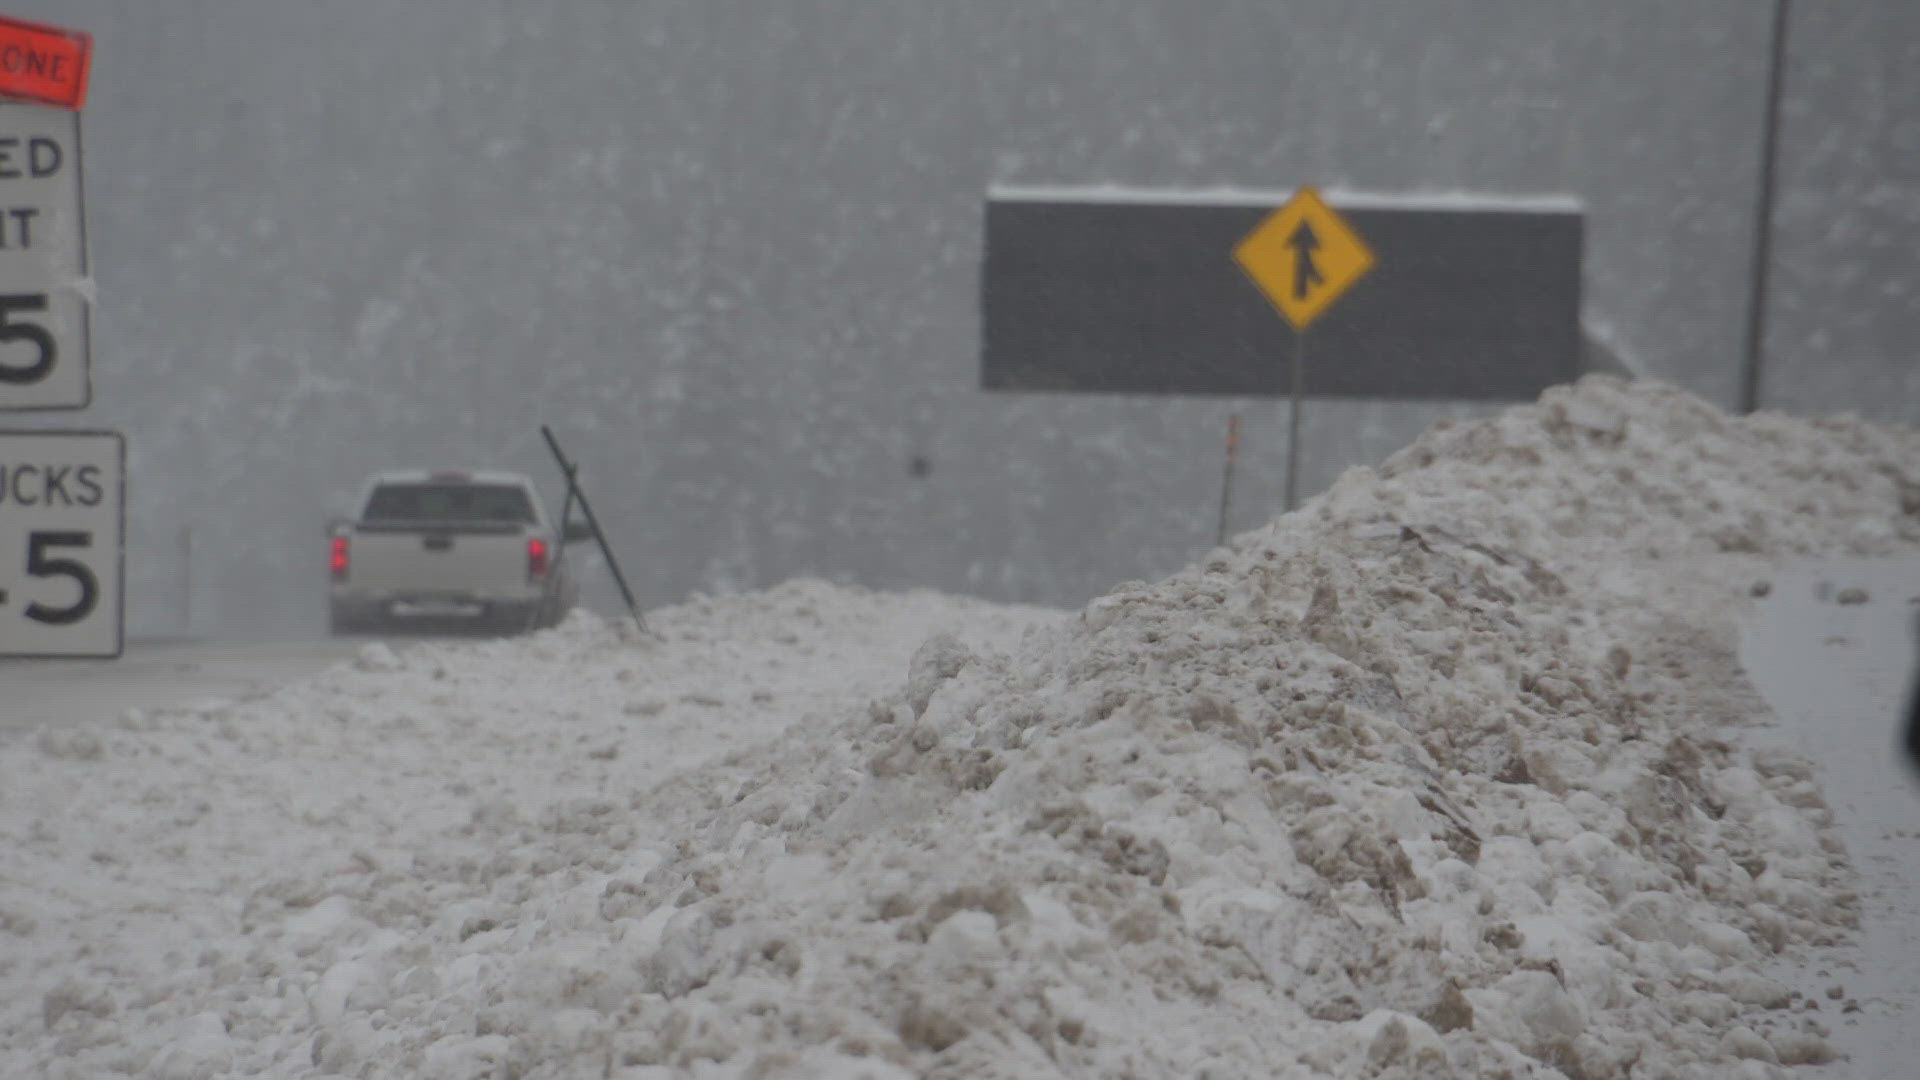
0, 640, 363, 734
1737, 556, 1920, 1078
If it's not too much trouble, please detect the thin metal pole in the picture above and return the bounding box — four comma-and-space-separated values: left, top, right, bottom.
1285, 334, 1306, 511
180, 525, 192, 637
1740, 0, 1791, 415
540, 425, 649, 634
1215, 413, 1241, 546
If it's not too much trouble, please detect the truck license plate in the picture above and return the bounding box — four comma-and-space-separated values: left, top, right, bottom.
390, 599, 484, 618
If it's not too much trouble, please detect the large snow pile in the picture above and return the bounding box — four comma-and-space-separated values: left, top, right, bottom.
5, 375, 1919, 1078
0, 584, 1060, 1078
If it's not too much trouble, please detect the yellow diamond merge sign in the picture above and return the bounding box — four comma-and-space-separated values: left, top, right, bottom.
1233, 186, 1374, 331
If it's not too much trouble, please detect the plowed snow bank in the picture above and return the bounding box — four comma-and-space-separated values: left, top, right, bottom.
7, 376, 1918, 1079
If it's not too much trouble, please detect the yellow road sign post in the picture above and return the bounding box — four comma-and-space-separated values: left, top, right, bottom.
1233, 186, 1374, 510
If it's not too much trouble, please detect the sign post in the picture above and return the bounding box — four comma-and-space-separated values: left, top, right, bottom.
1231, 186, 1373, 510
0, 429, 122, 656
540, 424, 650, 635
1215, 412, 1240, 546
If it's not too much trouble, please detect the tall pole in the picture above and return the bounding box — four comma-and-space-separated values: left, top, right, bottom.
1215, 413, 1241, 546
179, 525, 192, 637
540, 425, 649, 635
1285, 334, 1306, 511
1740, 0, 1791, 415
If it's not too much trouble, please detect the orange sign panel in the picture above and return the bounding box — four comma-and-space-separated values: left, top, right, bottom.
0, 15, 90, 111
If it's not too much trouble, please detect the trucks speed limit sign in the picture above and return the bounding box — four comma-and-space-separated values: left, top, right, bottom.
0, 430, 121, 657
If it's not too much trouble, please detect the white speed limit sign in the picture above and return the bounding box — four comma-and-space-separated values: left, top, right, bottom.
0, 429, 121, 657
0, 103, 88, 409
0, 14, 92, 410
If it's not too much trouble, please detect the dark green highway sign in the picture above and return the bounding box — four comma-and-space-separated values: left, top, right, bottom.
981, 188, 1583, 400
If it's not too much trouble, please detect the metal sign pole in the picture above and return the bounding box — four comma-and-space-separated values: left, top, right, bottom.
1286, 333, 1305, 512
1739, 0, 1791, 414
1215, 412, 1241, 546
540, 425, 649, 635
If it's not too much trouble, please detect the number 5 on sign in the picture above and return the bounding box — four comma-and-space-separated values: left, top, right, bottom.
0, 294, 59, 386
0, 430, 121, 657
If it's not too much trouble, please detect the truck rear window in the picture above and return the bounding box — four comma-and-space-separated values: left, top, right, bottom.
361, 483, 535, 525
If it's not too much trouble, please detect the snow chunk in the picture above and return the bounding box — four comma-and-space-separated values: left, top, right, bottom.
147, 1012, 233, 1080
352, 640, 403, 672
904, 632, 973, 718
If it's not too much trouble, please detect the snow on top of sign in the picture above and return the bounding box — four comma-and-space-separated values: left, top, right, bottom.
1320, 187, 1584, 212
988, 182, 1584, 213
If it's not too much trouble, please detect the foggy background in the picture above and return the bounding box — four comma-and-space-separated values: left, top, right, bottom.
5, 0, 1915, 637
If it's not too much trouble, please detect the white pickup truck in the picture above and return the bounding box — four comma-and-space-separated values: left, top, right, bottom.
327, 469, 590, 635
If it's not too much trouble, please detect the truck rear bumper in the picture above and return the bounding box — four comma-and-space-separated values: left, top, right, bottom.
330, 589, 550, 630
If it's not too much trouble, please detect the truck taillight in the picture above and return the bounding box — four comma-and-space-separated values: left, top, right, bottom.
330, 535, 350, 580
527, 537, 550, 580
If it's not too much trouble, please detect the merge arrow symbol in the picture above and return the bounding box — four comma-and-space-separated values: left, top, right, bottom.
1288, 220, 1324, 301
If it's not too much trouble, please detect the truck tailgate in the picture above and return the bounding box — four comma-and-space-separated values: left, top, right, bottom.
346, 525, 531, 594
